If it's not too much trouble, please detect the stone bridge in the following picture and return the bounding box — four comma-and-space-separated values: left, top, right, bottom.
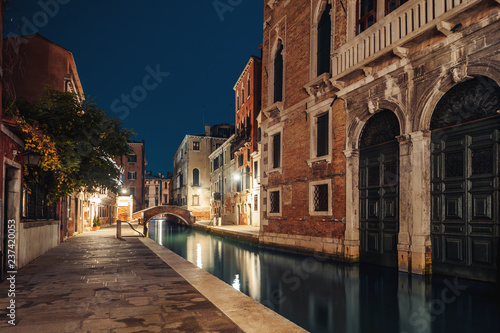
132, 205, 196, 226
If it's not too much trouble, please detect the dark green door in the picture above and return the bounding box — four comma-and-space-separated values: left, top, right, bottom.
359, 110, 400, 268
430, 77, 500, 282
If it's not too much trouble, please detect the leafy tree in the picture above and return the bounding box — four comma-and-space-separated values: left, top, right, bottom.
4, 87, 135, 202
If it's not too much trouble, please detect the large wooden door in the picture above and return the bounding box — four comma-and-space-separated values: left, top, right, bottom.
431, 117, 499, 281
359, 110, 400, 268
430, 77, 500, 282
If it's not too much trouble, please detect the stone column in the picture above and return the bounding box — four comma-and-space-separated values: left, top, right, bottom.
408, 130, 432, 275
343, 149, 360, 262
397, 134, 412, 273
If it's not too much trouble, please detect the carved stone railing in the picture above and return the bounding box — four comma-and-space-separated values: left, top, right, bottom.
331, 0, 481, 81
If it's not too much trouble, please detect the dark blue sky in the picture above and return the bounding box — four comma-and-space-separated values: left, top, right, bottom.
4, 1, 263, 174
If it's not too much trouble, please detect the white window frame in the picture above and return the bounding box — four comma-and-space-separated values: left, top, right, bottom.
268, 37, 286, 106
310, 0, 334, 80
267, 186, 282, 217
128, 171, 137, 180
267, 123, 283, 174
309, 179, 332, 216
308, 99, 333, 166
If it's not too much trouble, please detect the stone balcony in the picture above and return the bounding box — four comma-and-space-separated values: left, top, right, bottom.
331, 0, 487, 86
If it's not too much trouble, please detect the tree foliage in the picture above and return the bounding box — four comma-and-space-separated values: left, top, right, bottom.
4, 87, 135, 202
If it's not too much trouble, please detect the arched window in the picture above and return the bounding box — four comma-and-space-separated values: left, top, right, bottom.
245, 166, 251, 190
274, 42, 284, 103
236, 92, 240, 109
247, 76, 251, 98
317, 3, 332, 75
192, 168, 200, 186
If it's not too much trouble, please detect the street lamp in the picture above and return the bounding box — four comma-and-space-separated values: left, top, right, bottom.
22, 150, 41, 166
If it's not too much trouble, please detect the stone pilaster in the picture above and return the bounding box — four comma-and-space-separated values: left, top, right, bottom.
343, 148, 360, 261
409, 130, 432, 275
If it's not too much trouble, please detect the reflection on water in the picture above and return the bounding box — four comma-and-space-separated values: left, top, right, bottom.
149, 220, 500, 333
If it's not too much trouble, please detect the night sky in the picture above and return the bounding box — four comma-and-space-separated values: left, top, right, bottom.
3, 1, 263, 175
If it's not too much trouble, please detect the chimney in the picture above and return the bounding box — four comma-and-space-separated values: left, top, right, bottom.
205, 124, 211, 136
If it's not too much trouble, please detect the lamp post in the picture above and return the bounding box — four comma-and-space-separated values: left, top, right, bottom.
22, 150, 41, 166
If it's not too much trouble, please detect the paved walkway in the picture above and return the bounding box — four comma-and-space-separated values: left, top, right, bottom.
0, 223, 305, 333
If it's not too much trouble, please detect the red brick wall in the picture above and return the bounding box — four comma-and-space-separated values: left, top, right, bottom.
3, 34, 76, 101
261, 1, 347, 240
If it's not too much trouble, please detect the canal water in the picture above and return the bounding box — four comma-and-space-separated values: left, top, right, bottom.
148, 220, 500, 333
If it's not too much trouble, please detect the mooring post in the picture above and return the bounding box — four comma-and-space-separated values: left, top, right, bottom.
117, 219, 122, 239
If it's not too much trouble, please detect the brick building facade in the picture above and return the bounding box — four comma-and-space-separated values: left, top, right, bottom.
260, 0, 500, 282
232, 56, 262, 226
259, 0, 347, 257
117, 140, 146, 212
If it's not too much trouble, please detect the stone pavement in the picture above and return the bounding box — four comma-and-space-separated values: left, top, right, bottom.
0, 223, 305, 333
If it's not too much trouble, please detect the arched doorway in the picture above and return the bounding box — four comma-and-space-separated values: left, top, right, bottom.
359, 110, 401, 267
430, 77, 500, 281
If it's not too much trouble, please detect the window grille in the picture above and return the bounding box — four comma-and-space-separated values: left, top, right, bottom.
313, 184, 328, 212
269, 190, 280, 213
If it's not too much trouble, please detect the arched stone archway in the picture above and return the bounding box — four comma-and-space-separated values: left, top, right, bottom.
429, 76, 500, 282
358, 110, 401, 268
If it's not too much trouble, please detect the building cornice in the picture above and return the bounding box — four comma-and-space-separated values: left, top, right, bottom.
233, 56, 261, 90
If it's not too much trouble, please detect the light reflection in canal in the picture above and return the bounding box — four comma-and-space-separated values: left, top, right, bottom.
149, 219, 500, 333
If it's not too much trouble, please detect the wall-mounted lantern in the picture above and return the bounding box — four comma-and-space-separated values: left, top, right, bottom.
22, 150, 41, 166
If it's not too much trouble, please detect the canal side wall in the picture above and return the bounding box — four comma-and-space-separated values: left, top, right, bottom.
259, 233, 354, 261
191, 222, 360, 262
192, 224, 259, 244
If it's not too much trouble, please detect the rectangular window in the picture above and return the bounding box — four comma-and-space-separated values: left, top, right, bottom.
385, 0, 408, 14
317, 113, 329, 157
238, 154, 244, 167
214, 157, 219, 170
193, 195, 200, 206
358, 0, 377, 33
193, 141, 200, 150
128, 154, 137, 163
128, 172, 137, 180
269, 190, 280, 214
309, 180, 331, 215
130, 187, 136, 196
254, 161, 258, 179
247, 76, 251, 99
247, 149, 250, 161
313, 184, 329, 211
272, 133, 281, 169
254, 194, 258, 211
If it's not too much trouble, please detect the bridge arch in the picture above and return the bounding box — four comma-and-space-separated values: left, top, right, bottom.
132, 205, 196, 226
